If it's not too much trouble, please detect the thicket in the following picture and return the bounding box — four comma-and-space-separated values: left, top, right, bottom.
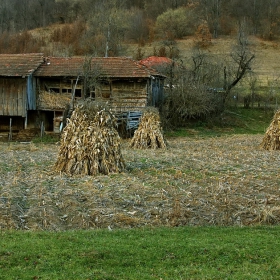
155, 31, 256, 128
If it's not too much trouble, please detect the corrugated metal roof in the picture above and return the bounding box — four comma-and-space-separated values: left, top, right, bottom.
34, 56, 162, 78
0, 53, 44, 77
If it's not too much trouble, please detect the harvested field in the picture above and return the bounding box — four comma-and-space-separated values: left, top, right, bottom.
0, 134, 280, 230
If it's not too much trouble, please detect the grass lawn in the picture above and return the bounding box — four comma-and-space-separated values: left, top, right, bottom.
166, 108, 274, 138
1, 226, 280, 279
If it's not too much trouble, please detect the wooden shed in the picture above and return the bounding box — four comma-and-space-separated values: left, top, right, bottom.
0, 54, 165, 135
33, 56, 165, 132
0, 53, 44, 132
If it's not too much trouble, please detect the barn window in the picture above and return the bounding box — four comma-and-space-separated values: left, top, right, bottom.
62, 88, 72, 94
85, 86, 96, 99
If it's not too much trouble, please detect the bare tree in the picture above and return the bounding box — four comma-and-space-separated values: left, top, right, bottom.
86, 0, 130, 57
222, 27, 255, 110
160, 57, 222, 127
82, 56, 102, 99
126, 7, 149, 44
161, 27, 255, 128
0, 0, 14, 33
211, 0, 221, 38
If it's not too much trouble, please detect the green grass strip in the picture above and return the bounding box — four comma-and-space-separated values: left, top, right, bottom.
1, 226, 280, 279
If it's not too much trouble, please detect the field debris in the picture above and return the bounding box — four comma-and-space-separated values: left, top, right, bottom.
260, 109, 280, 150
130, 107, 167, 149
1, 134, 280, 230
54, 101, 125, 176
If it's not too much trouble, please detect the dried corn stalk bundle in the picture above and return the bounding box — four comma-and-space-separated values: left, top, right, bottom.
55, 101, 125, 175
130, 107, 166, 149
260, 110, 280, 150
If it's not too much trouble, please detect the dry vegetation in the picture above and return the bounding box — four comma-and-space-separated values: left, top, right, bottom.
261, 110, 280, 150
1, 134, 280, 231
130, 108, 167, 149
37, 91, 71, 110
55, 102, 125, 176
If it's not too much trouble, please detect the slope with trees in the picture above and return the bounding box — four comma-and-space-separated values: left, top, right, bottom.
0, 0, 279, 55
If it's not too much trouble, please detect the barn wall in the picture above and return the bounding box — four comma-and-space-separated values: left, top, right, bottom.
95, 79, 148, 112
36, 77, 163, 113
39, 111, 55, 131
0, 77, 27, 117
33, 77, 163, 131
37, 78, 83, 95
0, 116, 24, 131
27, 74, 37, 110
36, 77, 82, 110
25, 110, 39, 129
148, 77, 165, 107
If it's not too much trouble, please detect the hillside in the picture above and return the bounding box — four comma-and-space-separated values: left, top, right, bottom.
122, 36, 280, 89
29, 24, 280, 88
14, 23, 280, 102
26, 22, 280, 90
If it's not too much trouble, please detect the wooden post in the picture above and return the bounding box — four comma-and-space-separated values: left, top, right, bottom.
8, 118, 12, 141
40, 121, 44, 138
71, 76, 79, 111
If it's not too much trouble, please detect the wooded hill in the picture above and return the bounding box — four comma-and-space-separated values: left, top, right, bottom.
1, 0, 280, 117
1, 0, 280, 57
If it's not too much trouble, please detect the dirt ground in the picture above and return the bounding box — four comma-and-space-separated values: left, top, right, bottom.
0, 134, 280, 231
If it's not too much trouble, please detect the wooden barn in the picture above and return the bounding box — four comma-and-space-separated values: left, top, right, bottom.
0, 53, 44, 132
33, 56, 165, 133
0, 54, 165, 136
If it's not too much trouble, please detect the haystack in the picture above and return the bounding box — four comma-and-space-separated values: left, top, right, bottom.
55, 101, 125, 175
130, 107, 166, 149
260, 110, 280, 150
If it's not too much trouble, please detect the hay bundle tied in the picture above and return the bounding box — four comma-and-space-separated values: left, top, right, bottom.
130, 107, 166, 149
260, 110, 280, 150
55, 101, 125, 175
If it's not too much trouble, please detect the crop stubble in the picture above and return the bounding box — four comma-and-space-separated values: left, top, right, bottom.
0, 134, 280, 230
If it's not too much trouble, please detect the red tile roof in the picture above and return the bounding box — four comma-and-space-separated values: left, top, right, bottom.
139, 56, 174, 68
0, 53, 44, 77
34, 56, 163, 78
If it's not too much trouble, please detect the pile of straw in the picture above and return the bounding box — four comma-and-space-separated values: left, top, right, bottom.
130, 107, 166, 149
260, 110, 280, 150
54, 101, 125, 175
37, 91, 71, 109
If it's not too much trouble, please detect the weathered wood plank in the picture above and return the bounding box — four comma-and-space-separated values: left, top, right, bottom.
0, 81, 4, 115
0, 78, 26, 116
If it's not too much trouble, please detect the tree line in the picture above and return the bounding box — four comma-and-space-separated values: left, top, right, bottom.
0, 0, 279, 56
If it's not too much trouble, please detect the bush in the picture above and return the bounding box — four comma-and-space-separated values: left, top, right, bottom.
155, 7, 196, 40
162, 83, 222, 128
